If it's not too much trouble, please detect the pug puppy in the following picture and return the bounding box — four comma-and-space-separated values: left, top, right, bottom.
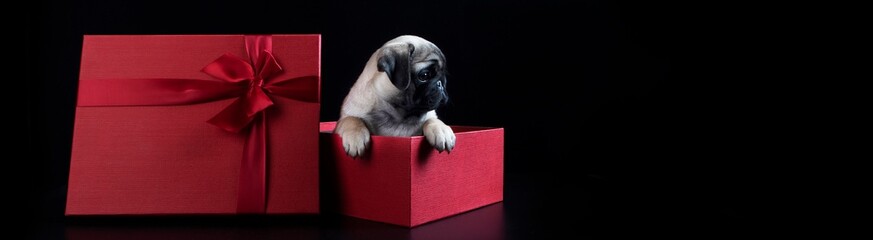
335, 35, 455, 157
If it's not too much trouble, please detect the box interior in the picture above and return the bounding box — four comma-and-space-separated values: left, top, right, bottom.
319, 122, 497, 137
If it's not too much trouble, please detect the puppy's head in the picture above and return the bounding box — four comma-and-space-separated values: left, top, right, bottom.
377, 35, 448, 116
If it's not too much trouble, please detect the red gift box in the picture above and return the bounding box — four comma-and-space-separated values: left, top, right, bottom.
320, 122, 504, 227
67, 35, 321, 215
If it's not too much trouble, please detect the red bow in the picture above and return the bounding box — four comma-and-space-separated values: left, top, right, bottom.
203, 51, 281, 132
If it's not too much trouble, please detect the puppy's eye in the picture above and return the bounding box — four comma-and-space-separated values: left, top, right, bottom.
417, 70, 434, 82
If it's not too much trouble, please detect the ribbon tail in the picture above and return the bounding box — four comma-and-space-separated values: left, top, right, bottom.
236, 112, 268, 213
207, 87, 273, 133
207, 98, 255, 133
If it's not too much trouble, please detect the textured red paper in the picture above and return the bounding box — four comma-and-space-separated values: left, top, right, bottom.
66, 35, 320, 215
320, 122, 504, 227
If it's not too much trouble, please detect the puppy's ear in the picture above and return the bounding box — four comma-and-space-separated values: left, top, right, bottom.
377, 43, 415, 90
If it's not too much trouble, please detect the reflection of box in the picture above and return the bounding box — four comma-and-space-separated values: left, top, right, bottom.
320, 122, 504, 227
66, 35, 321, 215
337, 202, 505, 239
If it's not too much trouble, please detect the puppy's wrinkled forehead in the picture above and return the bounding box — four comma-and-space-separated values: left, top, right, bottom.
384, 35, 445, 71
411, 44, 444, 72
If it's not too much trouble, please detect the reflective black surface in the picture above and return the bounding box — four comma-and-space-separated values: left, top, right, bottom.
35, 172, 760, 239
63, 203, 505, 240
29, 0, 774, 238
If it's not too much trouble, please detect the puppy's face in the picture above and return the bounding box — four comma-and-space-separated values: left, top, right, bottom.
377, 39, 448, 116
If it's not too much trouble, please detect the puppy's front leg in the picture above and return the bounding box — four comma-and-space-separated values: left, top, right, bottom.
423, 118, 456, 153
335, 116, 371, 157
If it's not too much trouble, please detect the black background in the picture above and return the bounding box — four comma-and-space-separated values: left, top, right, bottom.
28, 0, 783, 238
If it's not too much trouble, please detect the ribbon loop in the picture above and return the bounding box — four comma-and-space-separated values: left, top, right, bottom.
201, 54, 255, 83
257, 51, 283, 82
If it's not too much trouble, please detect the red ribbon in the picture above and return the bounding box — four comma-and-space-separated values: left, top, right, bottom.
77, 35, 318, 213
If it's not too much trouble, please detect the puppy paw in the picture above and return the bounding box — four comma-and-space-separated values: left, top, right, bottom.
341, 128, 370, 158
336, 117, 371, 158
424, 119, 456, 153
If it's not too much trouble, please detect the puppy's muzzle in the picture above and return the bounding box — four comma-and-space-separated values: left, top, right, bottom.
416, 80, 448, 111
